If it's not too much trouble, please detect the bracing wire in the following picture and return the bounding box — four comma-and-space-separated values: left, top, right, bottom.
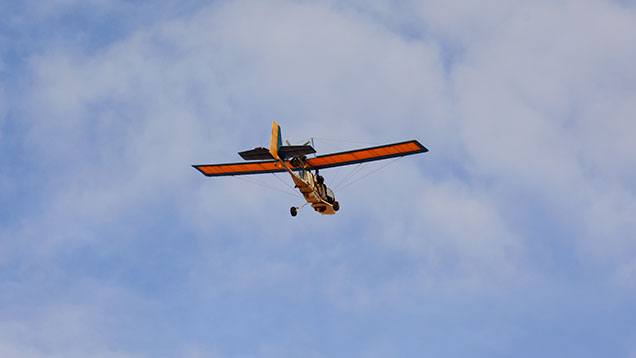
337, 157, 404, 192
312, 136, 381, 190
332, 163, 365, 191
334, 163, 369, 190
234, 175, 302, 199
271, 172, 299, 192
328, 165, 344, 186
312, 137, 380, 146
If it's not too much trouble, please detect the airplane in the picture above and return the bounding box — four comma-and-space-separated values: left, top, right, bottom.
192, 122, 428, 216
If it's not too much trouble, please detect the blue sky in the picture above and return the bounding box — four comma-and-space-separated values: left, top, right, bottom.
2, 0, 636, 356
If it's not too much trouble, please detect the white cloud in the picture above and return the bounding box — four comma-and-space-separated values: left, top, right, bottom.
0, 279, 148, 358
18, 0, 447, 240
448, 0, 636, 277
0, 86, 6, 137
4, 0, 636, 355
12, 0, 635, 295
15, 0, 131, 21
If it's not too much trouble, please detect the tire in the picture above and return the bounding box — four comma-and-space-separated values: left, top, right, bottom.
290, 206, 298, 217
333, 201, 340, 211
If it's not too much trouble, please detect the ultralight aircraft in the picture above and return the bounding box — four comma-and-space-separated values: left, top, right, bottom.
192, 122, 428, 216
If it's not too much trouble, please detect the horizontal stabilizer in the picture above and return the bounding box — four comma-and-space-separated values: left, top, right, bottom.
277, 145, 316, 159
238, 147, 275, 160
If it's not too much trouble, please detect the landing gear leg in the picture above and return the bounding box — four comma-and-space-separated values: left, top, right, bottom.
290, 202, 308, 217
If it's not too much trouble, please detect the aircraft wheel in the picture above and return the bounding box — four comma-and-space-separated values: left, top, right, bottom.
290, 206, 298, 217
333, 201, 340, 211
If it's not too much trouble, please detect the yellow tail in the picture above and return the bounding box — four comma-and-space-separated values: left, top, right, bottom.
269, 121, 282, 159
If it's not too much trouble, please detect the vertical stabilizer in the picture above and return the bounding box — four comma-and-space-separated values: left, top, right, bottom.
269, 121, 282, 159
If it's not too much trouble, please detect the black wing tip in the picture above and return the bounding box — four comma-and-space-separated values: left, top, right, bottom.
410, 139, 429, 153
191, 165, 210, 176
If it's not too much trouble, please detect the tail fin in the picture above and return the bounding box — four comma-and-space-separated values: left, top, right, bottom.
269, 121, 282, 159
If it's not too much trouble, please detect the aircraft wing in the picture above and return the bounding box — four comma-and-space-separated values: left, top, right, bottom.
192, 161, 287, 177
193, 140, 427, 176
305, 140, 427, 170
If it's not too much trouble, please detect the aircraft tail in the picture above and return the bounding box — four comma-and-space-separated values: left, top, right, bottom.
269, 121, 282, 159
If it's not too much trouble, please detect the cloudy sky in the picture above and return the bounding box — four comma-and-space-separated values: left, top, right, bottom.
2, 0, 636, 356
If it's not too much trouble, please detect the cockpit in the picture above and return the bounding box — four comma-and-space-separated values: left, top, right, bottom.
325, 187, 335, 204
296, 168, 336, 204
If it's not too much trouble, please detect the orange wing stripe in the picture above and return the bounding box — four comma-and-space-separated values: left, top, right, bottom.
305, 140, 427, 169
193, 161, 286, 176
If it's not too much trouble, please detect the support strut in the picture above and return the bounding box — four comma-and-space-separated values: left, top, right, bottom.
290, 202, 309, 217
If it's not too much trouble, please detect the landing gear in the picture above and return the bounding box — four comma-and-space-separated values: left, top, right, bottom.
333, 201, 340, 211
291, 202, 308, 217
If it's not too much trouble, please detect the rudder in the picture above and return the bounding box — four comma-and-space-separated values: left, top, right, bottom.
269, 121, 282, 159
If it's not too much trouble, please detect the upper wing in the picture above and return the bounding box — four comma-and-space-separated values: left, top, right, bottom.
192, 160, 287, 177
305, 140, 427, 170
